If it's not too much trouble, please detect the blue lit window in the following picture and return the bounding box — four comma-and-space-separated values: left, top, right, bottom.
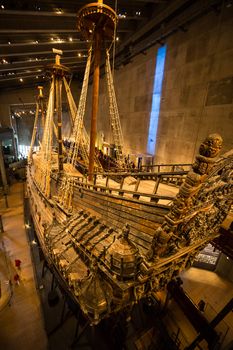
147, 45, 167, 155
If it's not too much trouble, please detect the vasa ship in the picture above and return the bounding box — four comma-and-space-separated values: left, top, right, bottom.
27, 0, 233, 325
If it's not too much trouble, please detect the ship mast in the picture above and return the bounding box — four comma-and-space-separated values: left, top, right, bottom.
39, 85, 45, 130
47, 49, 70, 173
28, 86, 44, 162
77, 0, 118, 181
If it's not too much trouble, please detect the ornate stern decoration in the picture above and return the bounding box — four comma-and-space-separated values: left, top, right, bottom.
79, 259, 111, 325
106, 224, 141, 280
147, 133, 233, 261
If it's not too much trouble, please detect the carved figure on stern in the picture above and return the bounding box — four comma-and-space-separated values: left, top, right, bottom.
147, 133, 233, 261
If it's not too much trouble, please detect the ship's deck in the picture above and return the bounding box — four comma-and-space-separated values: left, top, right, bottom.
32, 152, 180, 203
96, 177, 179, 202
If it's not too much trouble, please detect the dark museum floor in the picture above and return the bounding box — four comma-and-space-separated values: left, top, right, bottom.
0, 182, 233, 350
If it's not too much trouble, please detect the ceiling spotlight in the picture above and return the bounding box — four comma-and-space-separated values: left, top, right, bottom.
8, 41, 11, 45
20, 78, 23, 82
1, 5, 4, 9
69, 37, 73, 42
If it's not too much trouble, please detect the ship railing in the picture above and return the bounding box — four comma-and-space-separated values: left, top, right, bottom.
94, 169, 187, 190
96, 163, 192, 174
93, 164, 191, 189
139, 163, 192, 173
75, 181, 174, 205
72, 169, 189, 204
92, 169, 188, 184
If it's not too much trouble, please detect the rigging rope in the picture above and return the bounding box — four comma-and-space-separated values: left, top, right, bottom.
28, 100, 40, 162
112, 0, 118, 79
68, 47, 92, 166
63, 50, 102, 170
59, 48, 102, 209
37, 77, 55, 197
105, 50, 124, 164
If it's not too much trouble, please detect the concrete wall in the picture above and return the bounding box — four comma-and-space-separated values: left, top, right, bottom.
84, 5, 233, 164
156, 6, 233, 164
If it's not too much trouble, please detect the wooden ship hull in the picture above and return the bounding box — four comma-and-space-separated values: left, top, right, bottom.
27, 145, 233, 324
26, 1, 233, 325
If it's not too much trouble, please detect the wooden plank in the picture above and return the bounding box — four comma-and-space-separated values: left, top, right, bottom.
73, 189, 166, 227
51, 176, 170, 217
74, 191, 159, 234
74, 184, 169, 218
72, 193, 153, 250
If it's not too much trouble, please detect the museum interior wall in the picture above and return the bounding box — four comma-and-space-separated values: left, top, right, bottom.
0, 80, 80, 147
85, 4, 233, 163
157, 5, 233, 164
0, 5, 232, 163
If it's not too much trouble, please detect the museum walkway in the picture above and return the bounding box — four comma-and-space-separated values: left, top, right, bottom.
0, 182, 47, 350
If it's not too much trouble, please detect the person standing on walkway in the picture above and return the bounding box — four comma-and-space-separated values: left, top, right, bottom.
13, 274, 20, 285
15, 259, 22, 270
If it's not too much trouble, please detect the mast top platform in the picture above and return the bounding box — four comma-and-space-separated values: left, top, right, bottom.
77, 0, 118, 41
46, 49, 70, 78
37, 86, 44, 99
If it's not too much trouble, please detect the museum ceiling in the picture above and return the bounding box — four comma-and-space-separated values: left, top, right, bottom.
0, 0, 225, 89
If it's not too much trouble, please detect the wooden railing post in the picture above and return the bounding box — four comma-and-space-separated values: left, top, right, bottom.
120, 177, 125, 190
134, 178, 140, 192
106, 176, 109, 188
153, 176, 161, 194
